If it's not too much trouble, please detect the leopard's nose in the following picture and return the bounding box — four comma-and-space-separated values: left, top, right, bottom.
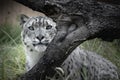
36, 36, 44, 41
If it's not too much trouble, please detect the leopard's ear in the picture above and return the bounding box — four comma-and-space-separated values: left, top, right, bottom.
20, 14, 29, 25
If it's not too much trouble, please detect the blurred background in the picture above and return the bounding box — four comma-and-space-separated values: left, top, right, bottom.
0, 0, 120, 80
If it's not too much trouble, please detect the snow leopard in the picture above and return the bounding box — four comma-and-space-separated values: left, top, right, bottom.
20, 14, 119, 80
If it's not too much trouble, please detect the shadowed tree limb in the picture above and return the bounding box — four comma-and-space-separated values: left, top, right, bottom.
15, 0, 120, 80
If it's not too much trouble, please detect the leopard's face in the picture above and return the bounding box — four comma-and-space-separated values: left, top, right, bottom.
20, 15, 57, 52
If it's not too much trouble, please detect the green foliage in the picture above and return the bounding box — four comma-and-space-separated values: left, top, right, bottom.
0, 24, 25, 80
81, 66, 88, 80
0, 24, 22, 45
80, 38, 120, 69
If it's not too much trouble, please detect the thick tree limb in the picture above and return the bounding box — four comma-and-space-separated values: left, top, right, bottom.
15, 0, 120, 16
15, 0, 120, 80
15, 0, 120, 39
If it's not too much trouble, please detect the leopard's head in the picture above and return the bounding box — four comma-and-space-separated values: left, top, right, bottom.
20, 14, 57, 52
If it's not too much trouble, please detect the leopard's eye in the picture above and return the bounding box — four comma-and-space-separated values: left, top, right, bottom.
46, 25, 52, 30
28, 26, 34, 30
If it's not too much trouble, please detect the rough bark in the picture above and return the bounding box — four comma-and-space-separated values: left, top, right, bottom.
15, 0, 120, 80
15, 0, 120, 40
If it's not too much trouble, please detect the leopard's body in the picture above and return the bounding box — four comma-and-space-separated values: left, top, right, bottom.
20, 15, 119, 80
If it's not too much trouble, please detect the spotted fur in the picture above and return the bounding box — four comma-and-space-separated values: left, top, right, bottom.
20, 15, 119, 80
20, 15, 56, 71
